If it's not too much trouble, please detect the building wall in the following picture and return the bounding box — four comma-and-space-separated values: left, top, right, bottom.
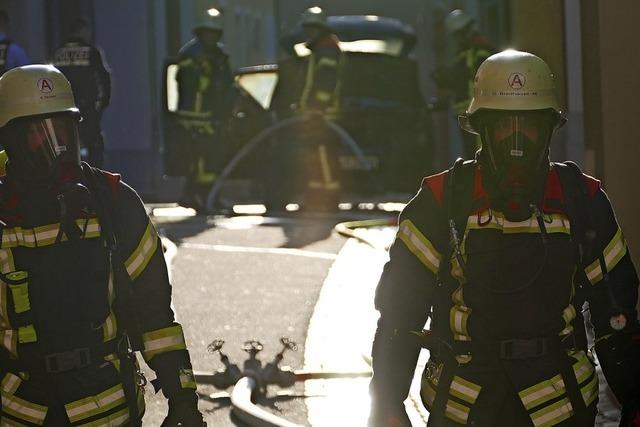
586, 0, 640, 271
93, 0, 160, 193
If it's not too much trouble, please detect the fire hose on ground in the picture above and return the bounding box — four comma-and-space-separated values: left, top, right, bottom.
194, 338, 372, 427
205, 113, 373, 213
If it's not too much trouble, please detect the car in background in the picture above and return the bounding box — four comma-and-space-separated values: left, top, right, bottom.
163, 15, 432, 212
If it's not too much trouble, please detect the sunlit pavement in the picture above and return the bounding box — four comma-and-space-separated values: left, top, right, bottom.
144, 205, 621, 426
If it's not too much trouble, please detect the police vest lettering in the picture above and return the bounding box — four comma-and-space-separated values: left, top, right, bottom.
54, 46, 91, 67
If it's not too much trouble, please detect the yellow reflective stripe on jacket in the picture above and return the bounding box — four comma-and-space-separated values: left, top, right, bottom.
179, 368, 197, 389
585, 227, 627, 284
64, 384, 127, 424
1, 393, 48, 425
530, 397, 573, 427
445, 398, 470, 423
519, 373, 566, 410
467, 211, 570, 235
450, 305, 471, 340
124, 221, 158, 281
77, 407, 129, 427
397, 219, 441, 274
7, 275, 29, 314
17, 325, 36, 344
1, 329, 17, 357
0, 281, 7, 328
450, 285, 471, 341
572, 352, 595, 384
519, 350, 596, 425
0, 219, 101, 249
102, 311, 118, 342
0, 416, 28, 426
559, 304, 576, 336
1, 373, 22, 395
142, 324, 187, 360
0, 248, 15, 274
449, 376, 481, 405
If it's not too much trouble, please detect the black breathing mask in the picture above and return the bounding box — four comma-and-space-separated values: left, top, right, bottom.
473, 110, 558, 221
2, 113, 91, 231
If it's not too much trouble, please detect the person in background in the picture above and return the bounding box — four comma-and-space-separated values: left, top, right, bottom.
432, 9, 494, 160
298, 6, 343, 115
52, 16, 111, 168
175, 8, 233, 210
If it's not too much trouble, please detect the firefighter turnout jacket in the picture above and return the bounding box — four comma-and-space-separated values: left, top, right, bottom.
370, 161, 640, 426
299, 34, 343, 114
0, 167, 197, 426
176, 39, 232, 120
434, 34, 493, 115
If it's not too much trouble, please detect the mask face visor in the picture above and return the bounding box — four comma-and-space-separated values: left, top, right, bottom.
481, 111, 553, 172
2, 113, 80, 182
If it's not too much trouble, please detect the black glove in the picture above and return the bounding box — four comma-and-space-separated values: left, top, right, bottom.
161, 395, 205, 427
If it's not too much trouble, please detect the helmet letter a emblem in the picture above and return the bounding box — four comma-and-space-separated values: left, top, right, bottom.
508, 73, 525, 90
37, 78, 54, 93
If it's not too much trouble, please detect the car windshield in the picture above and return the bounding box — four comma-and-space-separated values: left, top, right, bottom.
236, 71, 279, 110
293, 38, 405, 56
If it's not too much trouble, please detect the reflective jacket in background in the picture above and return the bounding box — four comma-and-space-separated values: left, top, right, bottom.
436, 34, 493, 115
369, 161, 640, 426
0, 167, 198, 426
299, 33, 343, 113
176, 39, 233, 120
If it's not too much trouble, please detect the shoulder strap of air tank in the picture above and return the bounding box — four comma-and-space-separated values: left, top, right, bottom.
553, 161, 593, 277
437, 158, 475, 282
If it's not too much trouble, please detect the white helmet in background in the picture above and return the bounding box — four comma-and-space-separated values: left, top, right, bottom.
445, 9, 473, 34
301, 6, 329, 29
194, 8, 224, 33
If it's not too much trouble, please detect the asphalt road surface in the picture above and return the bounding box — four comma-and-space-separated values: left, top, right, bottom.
139, 208, 622, 426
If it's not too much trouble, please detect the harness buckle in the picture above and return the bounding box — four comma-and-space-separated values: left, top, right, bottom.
499, 338, 547, 360
44, 347, 92, 373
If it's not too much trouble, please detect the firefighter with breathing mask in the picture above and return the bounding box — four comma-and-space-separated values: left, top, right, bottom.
0, 65, 204, 426
369, 50, 640, 426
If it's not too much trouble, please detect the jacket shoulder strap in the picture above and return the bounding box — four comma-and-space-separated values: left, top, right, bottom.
437, 158, 476, 281
553, 161, 592, 265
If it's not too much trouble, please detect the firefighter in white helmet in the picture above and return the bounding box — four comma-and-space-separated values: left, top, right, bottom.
175, 8, 233, 210
432, 9, 494, 160
0, 65, 205, 426
369, 50, 640, 426
298, 6, 343, 113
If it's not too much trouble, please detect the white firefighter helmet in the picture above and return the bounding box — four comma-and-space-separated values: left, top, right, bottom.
301, 6, 329, 29
194, 8, 224, 33
0, 64, 78, 128
445, 9, 473, 34
0, 65, 81, 182
466, 49, 562, 117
